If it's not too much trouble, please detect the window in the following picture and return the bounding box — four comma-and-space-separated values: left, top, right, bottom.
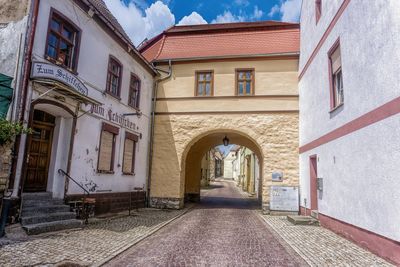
329, 41, 344, 109
129, 74, 141, 108
97, 123, 119, 173
45, 9, 81, 71
106, 56, 123, 98
236, 69, 254, 96
195, 71, 213, 96
315, 0, 322, 23
123, 132, 138, 174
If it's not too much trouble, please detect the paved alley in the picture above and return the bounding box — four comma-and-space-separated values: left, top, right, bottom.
106, 180, 307, 266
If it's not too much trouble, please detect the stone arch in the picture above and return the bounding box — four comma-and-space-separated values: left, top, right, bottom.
149, 113, 299, 210
180, 128, 264, 204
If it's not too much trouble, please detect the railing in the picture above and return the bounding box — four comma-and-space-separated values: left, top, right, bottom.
58, 169, 93, 224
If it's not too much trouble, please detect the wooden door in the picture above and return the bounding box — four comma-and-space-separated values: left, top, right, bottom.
24, 110, 55, 192
309, 155, 318, 211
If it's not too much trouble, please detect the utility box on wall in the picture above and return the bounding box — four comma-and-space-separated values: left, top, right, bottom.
270, 186, 299, 212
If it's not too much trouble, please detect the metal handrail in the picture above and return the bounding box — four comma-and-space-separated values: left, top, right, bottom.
58, 169, 92, 224
58, 169, 89, 195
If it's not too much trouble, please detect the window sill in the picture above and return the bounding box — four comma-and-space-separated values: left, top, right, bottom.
97, 170, 115, 174
329, 103, 344, 113
45, 55, 78, 75
122, 172, 135, 176
127, 105, 141, 112
105, 91, 122, 101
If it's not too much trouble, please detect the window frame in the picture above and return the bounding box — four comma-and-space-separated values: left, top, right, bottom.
315, 0, 322, 24
328, 38, 344, 111
97, 122, 119, 173
122, 132, 139, 175
235, 68, 255, 96
106, 55, 123, 99
45, 8, 81, 72
128, 73, 141, 109
195, 70, 214, 97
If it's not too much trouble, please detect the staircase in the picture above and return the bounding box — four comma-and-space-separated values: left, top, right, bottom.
21, 192, 82, 235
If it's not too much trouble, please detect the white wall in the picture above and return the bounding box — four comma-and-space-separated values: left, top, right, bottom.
299, 0, 400, 242
26, 0, 154, 195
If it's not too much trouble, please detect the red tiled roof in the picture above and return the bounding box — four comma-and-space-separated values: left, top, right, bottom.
139, 21, 300, 62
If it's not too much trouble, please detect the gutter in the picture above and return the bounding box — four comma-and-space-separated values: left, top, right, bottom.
153, 52, 300, 63
146, 60, 172, 207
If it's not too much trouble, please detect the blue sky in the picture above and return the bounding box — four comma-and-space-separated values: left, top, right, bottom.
106, 0, 301, 45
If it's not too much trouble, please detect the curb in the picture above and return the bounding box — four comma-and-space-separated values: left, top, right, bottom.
92, 205, 194, 267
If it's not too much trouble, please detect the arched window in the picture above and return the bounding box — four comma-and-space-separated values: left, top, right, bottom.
129, 74, 141, 109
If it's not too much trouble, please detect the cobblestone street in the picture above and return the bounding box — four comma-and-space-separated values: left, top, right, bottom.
107, 179, 393, 267
0, 208, 186, 266
106, 180, 307, 266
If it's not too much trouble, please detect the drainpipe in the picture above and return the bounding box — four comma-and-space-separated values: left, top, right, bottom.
11, 0, 40, 199
146, 60, 172, 207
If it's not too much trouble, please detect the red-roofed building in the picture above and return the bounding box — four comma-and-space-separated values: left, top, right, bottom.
140, 21, 301, 212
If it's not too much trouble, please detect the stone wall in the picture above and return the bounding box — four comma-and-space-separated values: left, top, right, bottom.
0, 0, 29, 23
150, 112, 299, 211
0, 144, 12, 193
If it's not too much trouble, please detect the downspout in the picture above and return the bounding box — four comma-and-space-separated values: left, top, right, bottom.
11, 0, 40, 198
146, 60, 172, 207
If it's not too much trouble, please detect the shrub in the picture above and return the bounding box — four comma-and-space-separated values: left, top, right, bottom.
0, 119, 31, 145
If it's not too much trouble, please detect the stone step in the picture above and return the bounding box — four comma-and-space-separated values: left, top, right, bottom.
21, 212, 76, 225
22, 205, 70, 217
287, 215, 319, 226
22, 192, 52, 201
311, 210, 319, 219
22, 219, 83, 235
23, 199, 65, 207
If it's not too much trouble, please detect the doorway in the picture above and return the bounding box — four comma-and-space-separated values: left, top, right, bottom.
24, 110, 55, 192
309, 155, 318, 211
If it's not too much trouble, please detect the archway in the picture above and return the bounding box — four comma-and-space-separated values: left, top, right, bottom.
181, 130, 263, 206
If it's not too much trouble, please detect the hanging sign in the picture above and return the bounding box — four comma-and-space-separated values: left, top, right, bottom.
31, 61, 88, 96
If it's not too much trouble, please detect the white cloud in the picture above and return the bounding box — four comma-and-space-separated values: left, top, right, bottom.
234, 0, 250, 7
268, 4, 280, 17
105, 0, 175, 46
177, 12, 207, 25
252, 6, 263, 20
211, 11, 245, 24
268, 0, 301, 22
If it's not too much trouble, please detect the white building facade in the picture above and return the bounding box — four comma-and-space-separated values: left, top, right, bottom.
299, 0, 400, 264
8, 0, 156, 213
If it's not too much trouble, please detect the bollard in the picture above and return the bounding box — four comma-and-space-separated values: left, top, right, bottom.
0, 198, 12, 238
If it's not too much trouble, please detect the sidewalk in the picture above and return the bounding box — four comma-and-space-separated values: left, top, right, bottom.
0, 208, 187, 267
260, 215, 393, 267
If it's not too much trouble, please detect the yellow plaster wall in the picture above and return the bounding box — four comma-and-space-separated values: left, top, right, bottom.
150, 58, 299, 210
158, 59, 298, 99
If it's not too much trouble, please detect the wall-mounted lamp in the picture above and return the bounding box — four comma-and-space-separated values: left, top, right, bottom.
223, 135, 229, 146
123, 111, 142, 118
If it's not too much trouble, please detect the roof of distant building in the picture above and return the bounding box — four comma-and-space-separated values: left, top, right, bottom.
139, 20, 300, 62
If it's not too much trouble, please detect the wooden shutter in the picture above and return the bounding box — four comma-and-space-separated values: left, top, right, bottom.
98, 131, 114, 171
123, 132, 138, 174
97, 123, 119, 172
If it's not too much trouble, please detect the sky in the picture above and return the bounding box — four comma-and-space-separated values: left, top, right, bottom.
105, 0, 302, 46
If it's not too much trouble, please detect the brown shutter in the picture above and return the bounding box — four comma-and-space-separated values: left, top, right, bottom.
123, 138, 134, 173
331, 46, 341, 73
98, 130, 114, 171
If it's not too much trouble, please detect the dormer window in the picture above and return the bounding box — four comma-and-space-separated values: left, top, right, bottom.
45, 8, 81, 71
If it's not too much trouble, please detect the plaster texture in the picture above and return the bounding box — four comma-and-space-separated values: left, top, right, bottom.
299, 0, 400, 243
